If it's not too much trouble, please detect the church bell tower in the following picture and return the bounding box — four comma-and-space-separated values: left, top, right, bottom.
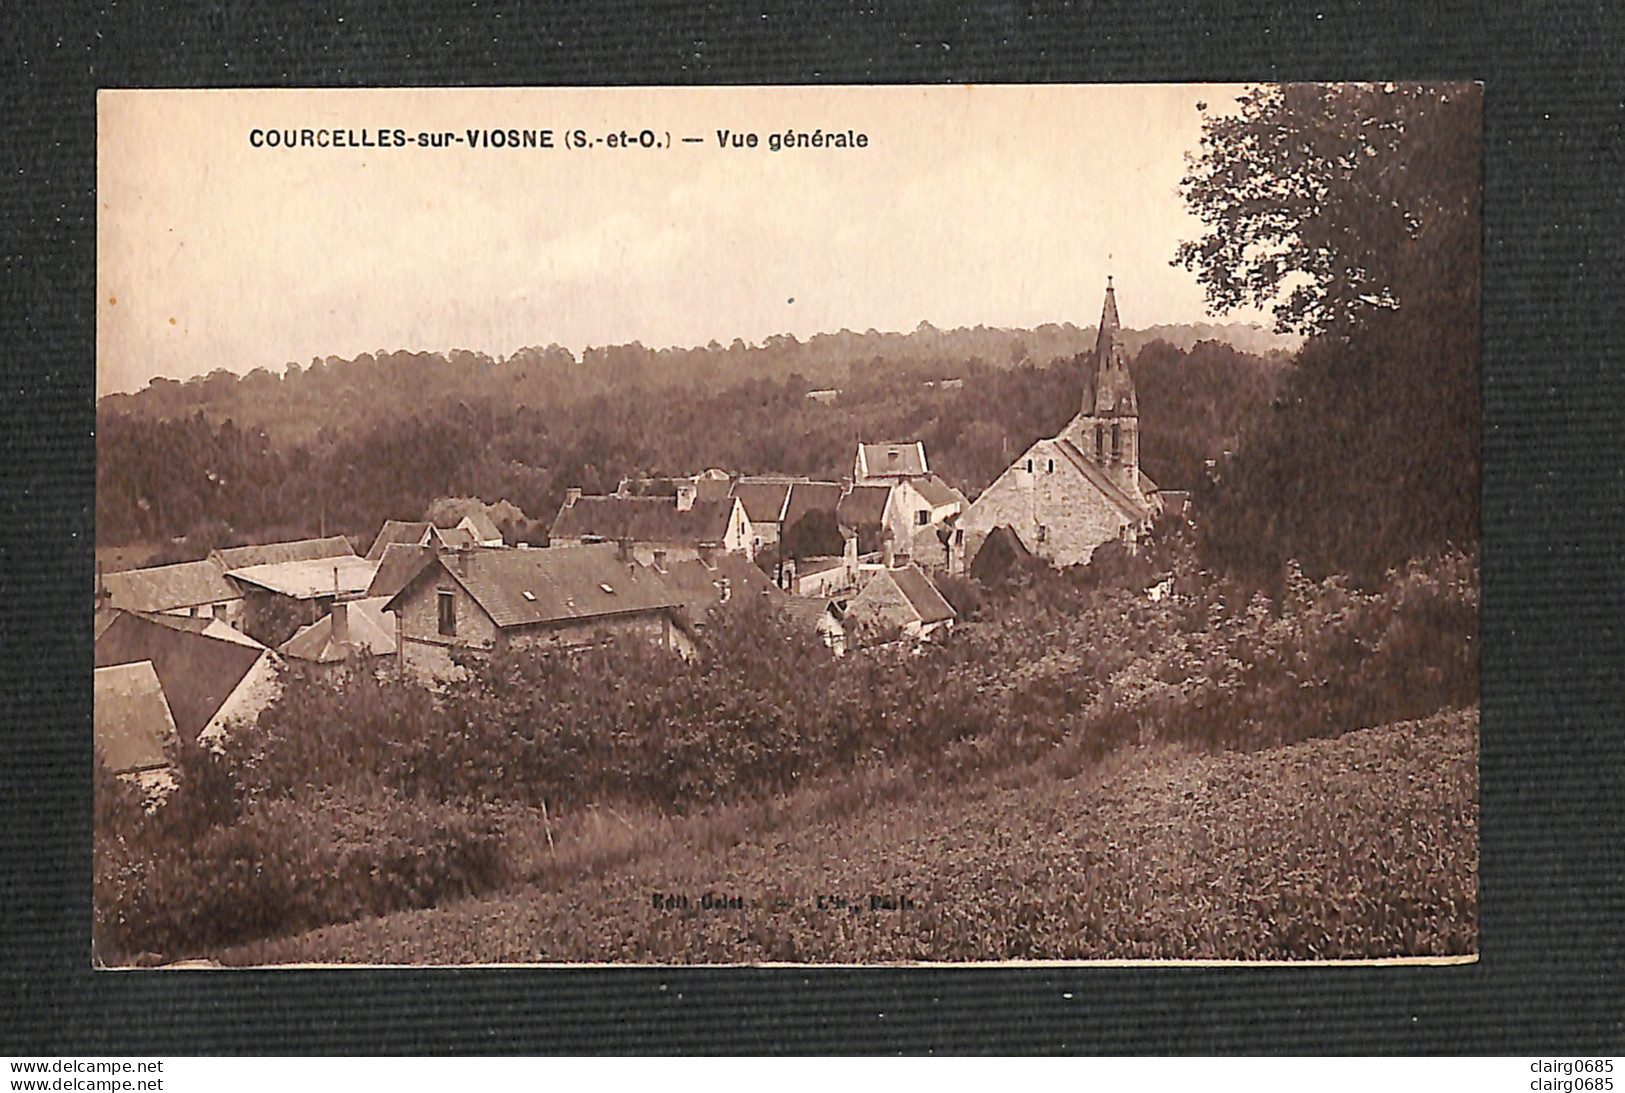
1070, 277, 1142, 498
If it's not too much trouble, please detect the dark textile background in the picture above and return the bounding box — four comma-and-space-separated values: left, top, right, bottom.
4, 0, 1622, 1054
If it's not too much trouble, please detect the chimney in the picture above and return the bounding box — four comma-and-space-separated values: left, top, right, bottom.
616, 536, 631, 562
564, 487, 582, 506
331, 601, 349, 647
882, 534, 895, 568
676, 483, 696, 512
453, 547, 470, 577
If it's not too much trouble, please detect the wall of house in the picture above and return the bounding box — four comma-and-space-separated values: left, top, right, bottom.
959, 437, 1134, 568
725, 502, 754, 559
395, 572, 500, 679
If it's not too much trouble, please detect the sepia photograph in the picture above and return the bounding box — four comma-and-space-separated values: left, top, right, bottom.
93, 83, 1480, 967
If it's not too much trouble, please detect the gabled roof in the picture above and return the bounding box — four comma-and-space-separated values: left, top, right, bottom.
730, 480, 793, 524
694, 476, 734, 504
94, 661, 179, 774
1052, 438, 1152, 523
778, 597, 842, 630
836, 484, 891, 527
659, 553, 783, 624
212, 536, 355, 570
281, 597, 397, 662
458, 510, 503, 542
386, 545, 681, 630
437, 526, 478, 550
225, 555, 380, 600
549, 496, 736, 545
913, 474, 968, 509
365, 520, 434, 561
781, 481, 844, 531
100, 559, 239, 614
887, 565, 956, 625
857, 440, 928, 479
366, 542, 437, 599
95, 612, 268, 741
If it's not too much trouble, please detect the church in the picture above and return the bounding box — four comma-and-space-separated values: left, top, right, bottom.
956, 279, 1160, 569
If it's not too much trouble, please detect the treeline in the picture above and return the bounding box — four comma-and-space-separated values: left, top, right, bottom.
96, 339, 1284, 554
99, 319, 1297, 451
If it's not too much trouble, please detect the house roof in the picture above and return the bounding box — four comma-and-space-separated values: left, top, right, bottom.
387, 545, 681, 630
781, 481, 844, 531
99, 559, 239, 613
549, 495, 735, 545
437, 526, 478, 550
1052, 438, 1152, 523
281, 597, 397, 662
366, 542, 437, 599
694, 476, 734, 504
858, 440, 928, 479
887, 565, 957, 624
94, 661, 179, 774
365, 520, 433, 561
459, 510, 503, 542
1138, 469, 1160, 496
913, 474, 968, 509
730, 480, 793, 524
226, 555, 380, 600
778, 597, 841, 630
836, 484, 891, 528
795, 556, 845, 578
95, 612, 268, 741
213, 536, 355, 570
659, 553, 783, 624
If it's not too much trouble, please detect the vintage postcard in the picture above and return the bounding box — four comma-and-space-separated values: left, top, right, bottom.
94, 84, 1480, 966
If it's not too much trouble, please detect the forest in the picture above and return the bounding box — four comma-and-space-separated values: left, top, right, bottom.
96, 335, 1288, 560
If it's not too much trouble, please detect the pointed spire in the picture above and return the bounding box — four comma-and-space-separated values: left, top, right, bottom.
1087, 279, 1137, 418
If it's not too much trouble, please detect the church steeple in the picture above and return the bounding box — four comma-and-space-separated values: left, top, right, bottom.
1088, 276, 1137, 418
1058, 277, 1142, 500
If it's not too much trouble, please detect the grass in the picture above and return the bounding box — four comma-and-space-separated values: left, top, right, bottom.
220, 706, 1477, 965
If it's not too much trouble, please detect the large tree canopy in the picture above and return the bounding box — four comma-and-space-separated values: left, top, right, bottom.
1176, 83, 1482, 584
1175, 82, 1481, 338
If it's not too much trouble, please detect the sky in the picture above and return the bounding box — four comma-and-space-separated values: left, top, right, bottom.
97, 84, 1267, 396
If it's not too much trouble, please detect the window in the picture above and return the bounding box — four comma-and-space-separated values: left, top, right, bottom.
653, 549, 667, 571
212, 603, 226, 620
1095, 425, 1105, 460
1047, 458, 1054, 473
916, 509, 930, 526
1026, 458, 1034, 473
954, 528, 964, 544
1111, 423, 1121, 461
1036, 525, 1048, 542
189, 606, 199, 617
437, 589, 456, 636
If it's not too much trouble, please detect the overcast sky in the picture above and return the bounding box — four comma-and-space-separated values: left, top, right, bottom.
97, 84, 1266, 395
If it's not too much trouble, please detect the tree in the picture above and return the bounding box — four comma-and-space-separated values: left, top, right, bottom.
1174, 83, 1481, 584
1175, 83, 1481, 339
781, 509, 844, 560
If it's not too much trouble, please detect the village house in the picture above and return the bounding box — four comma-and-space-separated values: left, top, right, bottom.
548, 491, 751, 566
223, 553, 382, 643
455, 510, 505, 547
95, 611, 281, 744
93, 660, 180, 798
365, 519, 478, 561
365, 542, 439, 600
843, 562, 956, 641
279, 596, 398, 672
382, 544, 691, 678
854, 440, 930, 484
657, 552, 784, 629
778, 596, 848, 656
97, 558, 244, 629
728, 477, 796, 554
786, 529, 860, 597
957, 279, 1159, 570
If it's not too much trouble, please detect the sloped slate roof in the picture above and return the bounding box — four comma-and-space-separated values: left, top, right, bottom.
226, 556, 380, 600
859, 441, 928, 478
460, 510, 503, 542
366, 542, 437, 599
365, 520, 433, 561
100, 559, 239, 613
1053, 438, 1152, 523
659, 553, 783, 624
437, 526, 478, 550
778, 597, 841, 630
836, 484, 891, 528
390, 545, 680, 630
694, 476, 734, 504
94, 661, 179, 774
213, 536, 355, 570
781, 481, 844, 531
888, 564, 956, 624
95, 612, 266, 741
913, 474, 968, 509
281, 597, 397, 662
549, 496, 734, 545
730, 480, 792, 524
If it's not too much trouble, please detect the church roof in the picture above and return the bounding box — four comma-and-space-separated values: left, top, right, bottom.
1053, 438, 1152, 523
1087, 279, 1138, 417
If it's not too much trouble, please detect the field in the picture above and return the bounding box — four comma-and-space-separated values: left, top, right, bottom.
220, 706, 1477, 965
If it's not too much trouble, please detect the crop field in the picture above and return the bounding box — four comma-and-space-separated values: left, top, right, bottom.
222, 706, 1477, 965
